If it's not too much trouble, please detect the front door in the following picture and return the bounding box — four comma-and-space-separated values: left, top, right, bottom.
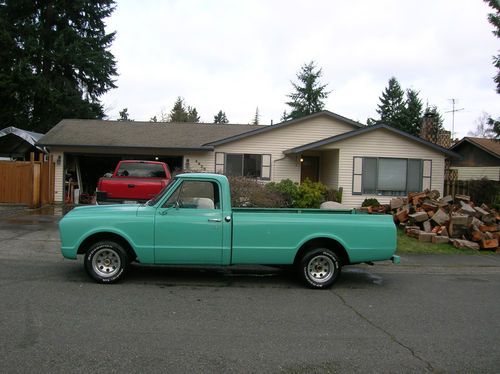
301, 156, 319, 182
154, 180, 223, 264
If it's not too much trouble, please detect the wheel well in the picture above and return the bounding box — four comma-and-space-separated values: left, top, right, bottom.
294, 238, 350, 266
77, 232, 137, 260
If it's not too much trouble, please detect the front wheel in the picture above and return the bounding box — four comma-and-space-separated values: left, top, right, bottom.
84, 241, 129, 283
299, 248, 341, 289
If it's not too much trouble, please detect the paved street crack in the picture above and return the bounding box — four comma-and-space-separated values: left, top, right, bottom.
332, 290, 436, 373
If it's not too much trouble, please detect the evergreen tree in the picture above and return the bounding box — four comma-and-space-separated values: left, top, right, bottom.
169, 97, 188, 122
118, 108, 131, 121
373, 77, 405, 129
402, 89, 423, 136
281, 110, 289, 122
0, 1, 117, 133
369, 78, 426, 135
423, 105, 444, 130
483, 1, 500, 140
484, 0, 500, 94
251, 107, 260, 125
488, 117, 500, 140
168, 97, 200, 123
187, 107, 200, 123
213, 110, 228, 124
285, 61, 330, 120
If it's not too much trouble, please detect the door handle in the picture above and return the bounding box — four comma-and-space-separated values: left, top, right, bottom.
128, 184, 135, 188
208, 218, 222, 222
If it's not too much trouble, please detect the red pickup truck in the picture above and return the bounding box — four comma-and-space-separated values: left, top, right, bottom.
96, 160, 171, 203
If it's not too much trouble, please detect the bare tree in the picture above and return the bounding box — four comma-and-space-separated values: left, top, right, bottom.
468, 112, 495, 138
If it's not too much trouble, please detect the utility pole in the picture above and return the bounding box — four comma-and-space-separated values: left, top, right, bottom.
445, 98, 464, 139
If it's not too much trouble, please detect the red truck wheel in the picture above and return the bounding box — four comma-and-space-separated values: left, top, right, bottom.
299, 248, 341, 289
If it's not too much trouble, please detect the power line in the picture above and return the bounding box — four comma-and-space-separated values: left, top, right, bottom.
445, 98, 464, 138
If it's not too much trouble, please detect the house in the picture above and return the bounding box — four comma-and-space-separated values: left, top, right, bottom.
38, 111, 459, 208
449, 137, 500, 181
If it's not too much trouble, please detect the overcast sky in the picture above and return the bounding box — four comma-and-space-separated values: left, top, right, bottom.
101, 0, 499, 139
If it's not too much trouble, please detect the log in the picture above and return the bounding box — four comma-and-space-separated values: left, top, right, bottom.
432, 209, 449, 226
451, 239, 480, 250
459, 201, 476, 216
474, 206, 490, 217
454, 194, 470, 203
480, 239, 499, 250
470, 231, 484, 242
450, 214, 469, 226
439, 195, 453, 205
409, 211, 429, 223
422, 202, 438, 212
418, 232, 436, 242
440, 226, 449, 237
390, 198, 404, 210
479, 225, 498, 232
396, 209, 409, 223
432, 236, 450, 244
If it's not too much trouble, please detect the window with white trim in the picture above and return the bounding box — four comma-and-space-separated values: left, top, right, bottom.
215, 153, 271, 179
352, 157, 431, 196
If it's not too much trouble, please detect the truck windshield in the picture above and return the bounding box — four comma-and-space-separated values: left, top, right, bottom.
146, 178, 177, 206
117, 162, 166, 178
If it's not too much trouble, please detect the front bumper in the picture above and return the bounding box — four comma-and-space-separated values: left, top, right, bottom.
391, 255, 401, 264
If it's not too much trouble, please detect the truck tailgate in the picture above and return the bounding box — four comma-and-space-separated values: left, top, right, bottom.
100, 178, 164, 200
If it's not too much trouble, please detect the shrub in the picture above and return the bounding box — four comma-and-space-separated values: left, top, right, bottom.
228, 176, 284, 208
362, 198, 380, 207
294, 179, 328, 208
325, 187, 342, 203
265, 179, 298, 207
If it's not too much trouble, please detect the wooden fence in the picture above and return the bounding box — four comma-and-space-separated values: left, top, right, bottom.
444, 179, 470, 198
0, 154, 55, 208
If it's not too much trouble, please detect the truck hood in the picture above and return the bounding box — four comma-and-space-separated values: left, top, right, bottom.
64, 204, 140, 218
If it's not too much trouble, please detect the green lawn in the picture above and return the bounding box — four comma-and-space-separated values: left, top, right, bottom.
396, 229, 496, 255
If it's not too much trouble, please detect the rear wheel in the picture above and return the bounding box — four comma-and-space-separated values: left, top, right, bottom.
299, 248, 341, 289
84, 241, 129, 283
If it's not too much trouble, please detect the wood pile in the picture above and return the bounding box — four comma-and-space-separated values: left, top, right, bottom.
389, 190, 500, 252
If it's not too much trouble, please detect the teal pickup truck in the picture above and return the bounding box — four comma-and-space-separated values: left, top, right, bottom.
59, 173, 399, 288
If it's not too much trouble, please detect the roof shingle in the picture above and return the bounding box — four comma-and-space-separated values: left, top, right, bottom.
38, 119, 262, 150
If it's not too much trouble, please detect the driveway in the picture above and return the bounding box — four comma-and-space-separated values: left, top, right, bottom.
1, 207, 499, 373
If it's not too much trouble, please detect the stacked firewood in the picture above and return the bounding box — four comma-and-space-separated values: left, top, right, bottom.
390, 191, 500, 251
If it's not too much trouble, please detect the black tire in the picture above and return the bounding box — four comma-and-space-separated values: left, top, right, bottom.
84, 241, 129, 283
298, 248, 341, 289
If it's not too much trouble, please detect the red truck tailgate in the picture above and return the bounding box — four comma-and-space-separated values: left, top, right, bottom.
102, 177, 165, 200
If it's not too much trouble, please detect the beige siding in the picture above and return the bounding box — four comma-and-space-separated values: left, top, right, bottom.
320, 128, 446, 208
320, 150, 339, 189
450, 166, 500, 181
183, 152, 215, 172
53, 151, 64, 202
215, 116, 355, 182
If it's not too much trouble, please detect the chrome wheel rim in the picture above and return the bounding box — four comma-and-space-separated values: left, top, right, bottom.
92, 248, 121, 278
307, 255, 334, 284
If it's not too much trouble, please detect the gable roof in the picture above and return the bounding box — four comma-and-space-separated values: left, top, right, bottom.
450, 137, 500, 159
283, 123, 461, 158
38, 119, 261, 151
204, 110, 364, 146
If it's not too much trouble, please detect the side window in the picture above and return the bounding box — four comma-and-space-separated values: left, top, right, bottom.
162, 181, 220, 209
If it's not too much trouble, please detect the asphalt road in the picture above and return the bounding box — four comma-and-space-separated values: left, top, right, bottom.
1, 208, 500, 373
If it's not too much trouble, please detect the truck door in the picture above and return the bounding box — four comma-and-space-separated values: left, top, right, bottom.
154, 180, 223, 264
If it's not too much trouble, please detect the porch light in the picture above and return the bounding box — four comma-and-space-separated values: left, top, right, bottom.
300, 157, 304, 162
